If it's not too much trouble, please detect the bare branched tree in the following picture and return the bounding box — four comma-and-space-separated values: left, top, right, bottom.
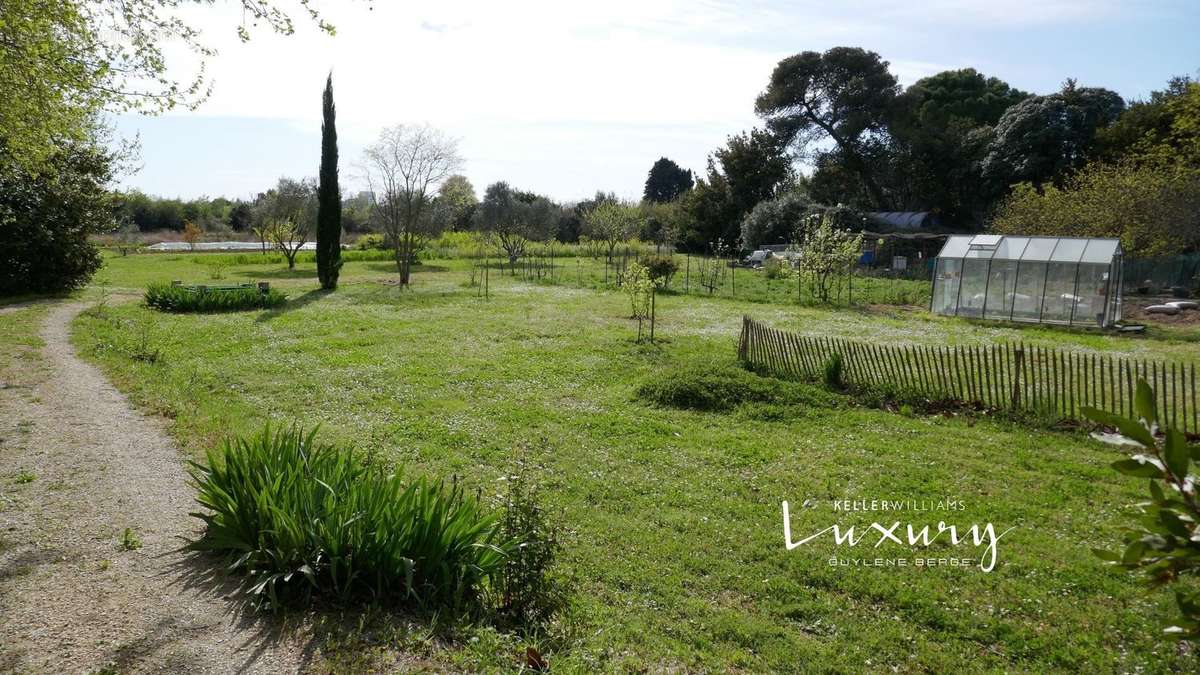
360, 125, 463, 285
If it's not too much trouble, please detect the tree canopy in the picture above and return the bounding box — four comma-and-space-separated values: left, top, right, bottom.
755, 47, 899, 208
474, 182, 557, 265
992, 161, 1200, 258
982, 80, 1125, 189
0, 0, 341, 174
643, 157, 694, 203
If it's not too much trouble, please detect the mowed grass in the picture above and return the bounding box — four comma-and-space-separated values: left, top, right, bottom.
70, 252, 1199, 672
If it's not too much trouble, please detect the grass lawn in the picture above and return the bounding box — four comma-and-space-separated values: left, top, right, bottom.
67, 251, 1200, 672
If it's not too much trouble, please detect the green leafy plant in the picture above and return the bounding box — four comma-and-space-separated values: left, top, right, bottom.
762, 254, 792, 280
188, 425, 514, 610
1084, 380, 1200, 640
625, 261, 655, 342
495, 455, 564, 626
144, 283, 286, 313
14, 470, 36, 484
120, 527, 142, 551
795, 215, 863, 303
642, 254, 679, 289
823, 352, 844, 390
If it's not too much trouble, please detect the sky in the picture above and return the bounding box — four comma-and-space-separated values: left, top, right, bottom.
111, 0, 1199, 204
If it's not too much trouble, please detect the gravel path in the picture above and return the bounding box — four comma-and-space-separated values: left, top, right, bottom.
0, 303, 303, 673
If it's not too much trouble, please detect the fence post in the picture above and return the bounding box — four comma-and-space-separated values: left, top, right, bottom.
1011, 347, 1024, 409
738, 317, 749, 362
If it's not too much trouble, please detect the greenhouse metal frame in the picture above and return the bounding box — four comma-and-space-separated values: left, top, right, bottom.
931, 234, 1123, 327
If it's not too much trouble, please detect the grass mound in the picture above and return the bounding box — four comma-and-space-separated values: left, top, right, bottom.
188, 426, 511, 609
145, 282, 286, 312
636, 363, 839, 412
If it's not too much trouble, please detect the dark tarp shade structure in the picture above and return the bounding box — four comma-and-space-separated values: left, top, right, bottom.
931, 235, 1123, 327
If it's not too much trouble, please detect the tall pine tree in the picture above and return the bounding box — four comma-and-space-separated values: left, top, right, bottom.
316, 72, 342, 289
643, 157, 694, 203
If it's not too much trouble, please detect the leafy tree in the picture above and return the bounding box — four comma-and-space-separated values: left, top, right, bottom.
583, 201, 641, 264
717, 129, 794, 217
575, 190, 619, 215
474, 182, 555, 268
253, 177, 316, 268
228, 202, 254, 231
795, 216, 863, 303
677, 172, 737, 251
991, 160, 1200, 258
678, 129, 793, 249
883, 69, 1029, 223
266, 218, 308, 269
1, 0, 340, 174
554, 207, 583, 244
182, 221, 202, 250
624, 261, 655, 343
0, 141, 112, 295
1128, 80, 1200, 171
643, 157, 694, 203
983, 80, 1125, 189
740, 190, 817, 250
361, 124, 463, 285
1084, 381, 1200, 641
755, 47, 899, 208
639, 200, 684, 252
316, 73, 342, 290
436, 175, 478, 230
1097, 77, 1195, 166
899, 68, 1029, 130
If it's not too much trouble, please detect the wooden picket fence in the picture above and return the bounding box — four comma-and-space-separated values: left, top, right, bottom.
738, 316, 1200, 433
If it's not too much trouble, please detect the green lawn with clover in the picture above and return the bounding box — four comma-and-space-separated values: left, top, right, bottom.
59, 250, 1199, 672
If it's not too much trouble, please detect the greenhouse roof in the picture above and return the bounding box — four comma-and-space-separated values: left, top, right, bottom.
936, 235, 1121, 264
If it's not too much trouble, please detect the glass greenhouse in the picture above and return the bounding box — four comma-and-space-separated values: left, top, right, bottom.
931, 235, 1124, 327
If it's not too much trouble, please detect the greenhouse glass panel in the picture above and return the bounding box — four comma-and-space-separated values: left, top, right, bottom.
930, 234, 1123, 327
993, 237, 1030, 260
1050, 238, 1088, 262
1081, 239, 1120, 264
957, 258, 990, 317
1020, 237, 1058, 262
939, 236, 973, 258
1010, 261, 1047, 321
1072, 263, 1112, 327
984, 260, 1020, 320
933, 258, 962, 315
1038, 261, 1079, 323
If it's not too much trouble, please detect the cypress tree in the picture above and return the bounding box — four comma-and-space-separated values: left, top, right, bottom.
316, 72, 342, 289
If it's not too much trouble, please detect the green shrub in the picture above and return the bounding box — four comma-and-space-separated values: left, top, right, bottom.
356, 233, 388, 250
144, 283, 286, 312
188, 426, 513, 609
762, 255, 793, 280
643, 255, 679, 288
637, 364, 838, 412
823, 352, 844, 389
0, 143, 108, 295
